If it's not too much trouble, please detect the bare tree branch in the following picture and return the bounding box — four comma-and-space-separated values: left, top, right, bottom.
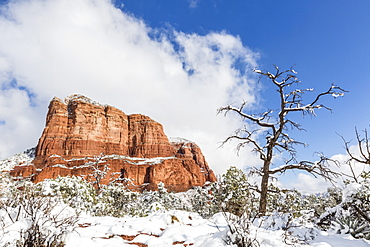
219, 128, 267, 161
269, 156, 340, 183
219, 65, 345, 215
340, 127, 370, 183
341, 128, 370, 165
218, 105, 275, 129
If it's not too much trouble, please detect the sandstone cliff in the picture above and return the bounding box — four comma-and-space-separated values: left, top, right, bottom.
11, 94, 216, 192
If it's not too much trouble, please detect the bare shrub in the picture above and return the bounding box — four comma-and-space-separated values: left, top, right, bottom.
0, 182, 79, 247
222, 212, 259, 247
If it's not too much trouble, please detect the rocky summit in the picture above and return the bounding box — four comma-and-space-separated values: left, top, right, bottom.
9, 94, 216, 192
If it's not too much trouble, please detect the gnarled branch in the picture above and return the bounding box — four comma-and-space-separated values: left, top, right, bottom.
269, 155, 340, 183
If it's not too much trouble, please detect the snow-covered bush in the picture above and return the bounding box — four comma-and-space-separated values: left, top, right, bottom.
187, 166, 255, 218
141, 182, 187, 213
268, 187, 308, 216
264, 184, 340, 221
189, 167, 258, 218
40, 176, 98, 214
188, 183, 220, 218
319, 172, 370, 240
257, 211, 318, 245
223, 212, 259, 247
41, 176, 141, 217
94, 183, 141, 217
333, 213, 370, 239
0, 182, 79, 247
0, 172, 14, 197
302, 188, 341, 219
42, 177, 191, 217
221, 166, 258, 217
96, 183, 185, 217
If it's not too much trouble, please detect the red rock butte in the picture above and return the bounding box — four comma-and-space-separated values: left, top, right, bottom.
10, 94, 216, 192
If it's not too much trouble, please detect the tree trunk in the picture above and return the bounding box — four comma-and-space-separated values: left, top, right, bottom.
259, 160, 270, 216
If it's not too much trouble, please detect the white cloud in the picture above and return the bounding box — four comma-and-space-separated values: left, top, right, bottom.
0, 87, 44, 158
288, 144, 370, 194
291, 173, 330, 194
0, 0, 261, 175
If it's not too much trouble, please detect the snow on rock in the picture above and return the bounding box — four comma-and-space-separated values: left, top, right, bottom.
63, 94, 109, 108
0, 147, 35, 171
169, 137, 195, 144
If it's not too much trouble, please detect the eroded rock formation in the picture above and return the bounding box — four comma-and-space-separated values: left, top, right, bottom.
10, 95, 216, 192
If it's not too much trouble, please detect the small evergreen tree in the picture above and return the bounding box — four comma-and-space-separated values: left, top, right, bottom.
189, 183, 220, 218
41, 176, 97, 213
221, 166, 257, 216
96, 183, 141, 217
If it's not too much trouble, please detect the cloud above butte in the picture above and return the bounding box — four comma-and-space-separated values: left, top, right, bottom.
0, 0, 260, 174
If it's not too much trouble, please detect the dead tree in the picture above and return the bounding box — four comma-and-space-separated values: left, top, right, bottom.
343, 128, 370, 165
341, 128, 370, 182
218, 65, 346, 216
85, 154, 110, 193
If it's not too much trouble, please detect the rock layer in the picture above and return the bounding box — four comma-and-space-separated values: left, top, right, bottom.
11, 95, 216, 191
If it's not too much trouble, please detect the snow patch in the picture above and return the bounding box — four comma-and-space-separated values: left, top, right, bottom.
0, 147, 35, 171
169, 137, 195, 144
63, 94, 109, 108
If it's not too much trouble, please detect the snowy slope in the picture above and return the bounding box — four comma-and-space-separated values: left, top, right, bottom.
0, 147, 35, 171
65, 211, 370, 247
1, 150, 370, 246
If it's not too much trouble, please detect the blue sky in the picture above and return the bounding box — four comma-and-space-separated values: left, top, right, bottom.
119, 0, 370, 161
0, 0, 369, 192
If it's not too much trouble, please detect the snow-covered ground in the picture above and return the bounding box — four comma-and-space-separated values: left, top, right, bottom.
2, 150, 370, 246
56, 211, 370, 247
2, 208, 368, 247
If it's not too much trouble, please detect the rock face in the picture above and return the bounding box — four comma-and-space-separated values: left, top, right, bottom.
11, 95, 216, 192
